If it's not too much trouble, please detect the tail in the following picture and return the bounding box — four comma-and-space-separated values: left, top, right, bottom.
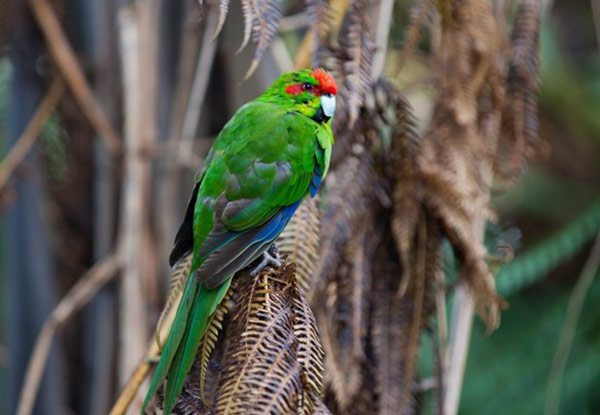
142, 269, 231, 414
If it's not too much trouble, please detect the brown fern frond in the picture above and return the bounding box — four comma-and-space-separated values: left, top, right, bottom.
198, 285, 233, 403
498, 0, 541, 179
155, 252, 193, 349
319, 215, 376, 410
238, 0, 255, 54
368, 217, 437, 415
276, 197, 321, 294
371, 257, 416, 415
389, 0, 508, 328
396, 0, 436, 70
291, 279, 325, 400
337, 0, 375, 126
215, 263, 324, 414
243, 0, 283, 80
365, 80, 422, 292
212, 0, 232, 41
309, 147, 377, 303
304, 0, 333, 52
313, 399, 334, 415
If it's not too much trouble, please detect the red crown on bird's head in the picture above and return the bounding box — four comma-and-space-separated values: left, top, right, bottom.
312, 69, 337, 96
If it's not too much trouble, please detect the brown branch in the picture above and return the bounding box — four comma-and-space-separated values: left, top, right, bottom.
545, 229, 600, 415
0, 77, 65, 192
27, 0, 121, 154
16, 253, 122, 415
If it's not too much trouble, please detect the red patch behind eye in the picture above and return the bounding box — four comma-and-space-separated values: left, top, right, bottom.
285, 84, 303, 95
285, 69, 337, 96
312, 69, 337, 95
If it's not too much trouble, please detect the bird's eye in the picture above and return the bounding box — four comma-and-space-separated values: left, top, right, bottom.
301, 83, 313, 92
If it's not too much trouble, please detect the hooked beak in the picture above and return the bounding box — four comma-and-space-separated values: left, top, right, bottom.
320, 93, 336, 118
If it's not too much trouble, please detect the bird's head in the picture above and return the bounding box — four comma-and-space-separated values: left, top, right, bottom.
258, 68, 337, 124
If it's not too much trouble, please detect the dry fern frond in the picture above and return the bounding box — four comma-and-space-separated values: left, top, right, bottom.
215, 263, 326, 414
309, 147, 377, 303
277, 197, 321, 294
155, 252, 194, 349
371, 258, 417, 415
215, 265, 300, 414
304, 0, 332, 53
242, 0, 283, 80
364, 80, 422, 293
212, 0, 232, 41
370, 216, 437, 415
239, 0, 255, 53
337, 0, 375, 126
497, 0, 541, 179
319, 215, 376, 409
291, 279, 326, 400
390, 0, 509, 328
313, 399, 334, 415
396, 0, 436, 69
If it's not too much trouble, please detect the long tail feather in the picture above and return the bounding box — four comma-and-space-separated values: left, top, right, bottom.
162, 280, 231, 414
142, 271, 231, 414
143, 274, 199, 413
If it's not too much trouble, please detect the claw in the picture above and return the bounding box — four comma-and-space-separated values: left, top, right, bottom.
250, 246, 282, 276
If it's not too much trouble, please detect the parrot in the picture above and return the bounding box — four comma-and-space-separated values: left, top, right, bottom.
142, 68, 337, 414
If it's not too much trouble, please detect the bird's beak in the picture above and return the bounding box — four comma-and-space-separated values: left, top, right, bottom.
320, 93, 336, 118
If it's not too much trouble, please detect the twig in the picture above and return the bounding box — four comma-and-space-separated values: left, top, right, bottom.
435, 249, 448, 374
545, 229, 600, 415
109, 289, 182, 415
0, 78, 64, 192
16, 253, 122, 415
443, 284, 475, 415
27, 0, 121, 154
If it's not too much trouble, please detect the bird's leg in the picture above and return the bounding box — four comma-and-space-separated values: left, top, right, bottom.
250, 245, 282, 276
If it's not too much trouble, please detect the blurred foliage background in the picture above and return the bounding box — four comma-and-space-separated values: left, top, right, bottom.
0, 0, 599, 414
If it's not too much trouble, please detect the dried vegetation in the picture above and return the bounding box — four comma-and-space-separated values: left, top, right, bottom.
124, 0, 543, 413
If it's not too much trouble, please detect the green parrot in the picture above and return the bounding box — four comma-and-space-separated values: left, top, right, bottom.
143, 68, 337, 414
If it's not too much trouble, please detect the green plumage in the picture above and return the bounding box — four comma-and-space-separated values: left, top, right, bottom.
142, 69, 335, 414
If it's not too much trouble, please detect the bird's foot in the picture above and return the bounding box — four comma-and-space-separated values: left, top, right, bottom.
250, 246, 282, 276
